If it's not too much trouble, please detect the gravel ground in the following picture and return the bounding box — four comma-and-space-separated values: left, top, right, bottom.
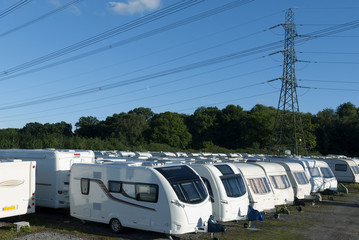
13, 232, 85, 240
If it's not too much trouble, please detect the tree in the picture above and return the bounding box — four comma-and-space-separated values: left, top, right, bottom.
75, 116, 100, 138
149, 112, 191, 149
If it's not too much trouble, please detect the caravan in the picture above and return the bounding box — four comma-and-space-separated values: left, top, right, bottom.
271, 162, 312, 200
233, 163, 276, 212
70, 163, 214, 235
0, 160, 36, 219
0, 149, 95, 208
319, 158, 359, 183
250, 162, 294, 206
190, 163, 249, 222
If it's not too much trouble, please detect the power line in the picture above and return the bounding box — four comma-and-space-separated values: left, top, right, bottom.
0, 0, 83, 38
298, 79, 359, 84
0, 0, 32, 19
0, 0, 254, 79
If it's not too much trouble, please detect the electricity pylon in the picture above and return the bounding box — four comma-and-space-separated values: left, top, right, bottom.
271, 9, 307, 156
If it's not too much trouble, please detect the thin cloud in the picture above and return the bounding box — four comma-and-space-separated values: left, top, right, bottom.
109, 0, 161, 15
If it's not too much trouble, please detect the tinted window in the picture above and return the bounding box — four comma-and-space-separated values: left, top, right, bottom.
214, 165, 234, 175
270, 175, 291, 189
221, 174, 246, 197
136, 184, 158, 202
109, 181, 121, 193
335, 164, 347, 172
156, 165, 208, 204
81, 178, 89, 195
293, 172, 309, 185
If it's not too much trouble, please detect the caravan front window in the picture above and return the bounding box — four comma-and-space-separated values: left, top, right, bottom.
351, 166, 359, 174
320, 168, 334, 178
155, 165, 208, 204
247, 178, 271, 194
270, 175, 291, 189
221, 174, 246, 197
293, 172, 309, 185
335, 164, 347, 172
309, 168, 321, 177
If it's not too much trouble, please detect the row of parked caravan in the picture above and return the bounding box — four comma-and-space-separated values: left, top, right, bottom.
1, 149, 359, 236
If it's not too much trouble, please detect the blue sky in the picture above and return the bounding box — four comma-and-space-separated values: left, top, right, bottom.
0, 0, 358, 129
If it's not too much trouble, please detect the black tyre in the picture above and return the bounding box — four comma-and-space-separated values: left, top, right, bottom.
243, 222, 249, 228
110, 218, 123, 233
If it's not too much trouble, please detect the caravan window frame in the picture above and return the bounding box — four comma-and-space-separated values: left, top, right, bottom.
247, 177, 271, 194
335, 164, 347, 172
80, 178, 90, 195
108, 181, 122, 193
220, 174, 246, 198
108, 180, 159, 203
293, 171, 309, 185
351, 166, 359, 174
270, 175, 291, 189
320, 167, 334, 178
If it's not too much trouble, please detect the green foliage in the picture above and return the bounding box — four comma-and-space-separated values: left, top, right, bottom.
0, 103, 358, 156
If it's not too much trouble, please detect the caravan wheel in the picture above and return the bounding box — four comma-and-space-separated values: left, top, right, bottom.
110, 218, 123, 233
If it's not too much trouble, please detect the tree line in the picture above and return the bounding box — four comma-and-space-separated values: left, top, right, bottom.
0, 102, 358, 156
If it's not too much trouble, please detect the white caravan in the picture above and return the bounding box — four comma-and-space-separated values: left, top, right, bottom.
233, 163, 276, 212
315, 160, 338, 190
70, 163, 213, 235
319, 158, 359, 183
272, 162, 312, 200
0, 149, 95, 208
190, 163, 249, 222
266, 156, 325, 196
250, 162, 294, 206
0, 160, 36, 219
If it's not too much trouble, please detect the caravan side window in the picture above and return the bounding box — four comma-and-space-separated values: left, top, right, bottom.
122, 183, 136, 199
81, 178, 90, 195
109, 181, 122, 193
136, 184, 158, 203
335, 164, 347, 172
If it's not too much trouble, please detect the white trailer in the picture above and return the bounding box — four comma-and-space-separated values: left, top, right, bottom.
315, 160, 338, 190
233, 163, 276, 212
0, 160, 36, 219
319, 158, 359, 183
250, 162, 294, 206
70, 163, 213, 235
271, 162, 312, 200
0, 149, 95, 208
266, 156, 325, 196
190, 163, 249, 222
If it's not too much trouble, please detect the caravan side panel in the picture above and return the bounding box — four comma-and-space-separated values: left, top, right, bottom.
0, 161, 36, 219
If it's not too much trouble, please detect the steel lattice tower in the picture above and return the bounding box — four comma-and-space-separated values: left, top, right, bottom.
272, 9, 307, 155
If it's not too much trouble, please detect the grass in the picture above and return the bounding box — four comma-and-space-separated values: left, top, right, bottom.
0, 183, 357, 240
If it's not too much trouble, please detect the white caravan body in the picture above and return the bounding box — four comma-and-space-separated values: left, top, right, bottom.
319, 158, 359, 183
315, 160, 338, 190
0, 149, 95, 208
251, 162, 294, 206
190, 163, 249, 222
0, 160, 36, 218
266, 157, 325, 195
233, 163, 276, 212
70, 163, 212, 235
271, 162, 312, 200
